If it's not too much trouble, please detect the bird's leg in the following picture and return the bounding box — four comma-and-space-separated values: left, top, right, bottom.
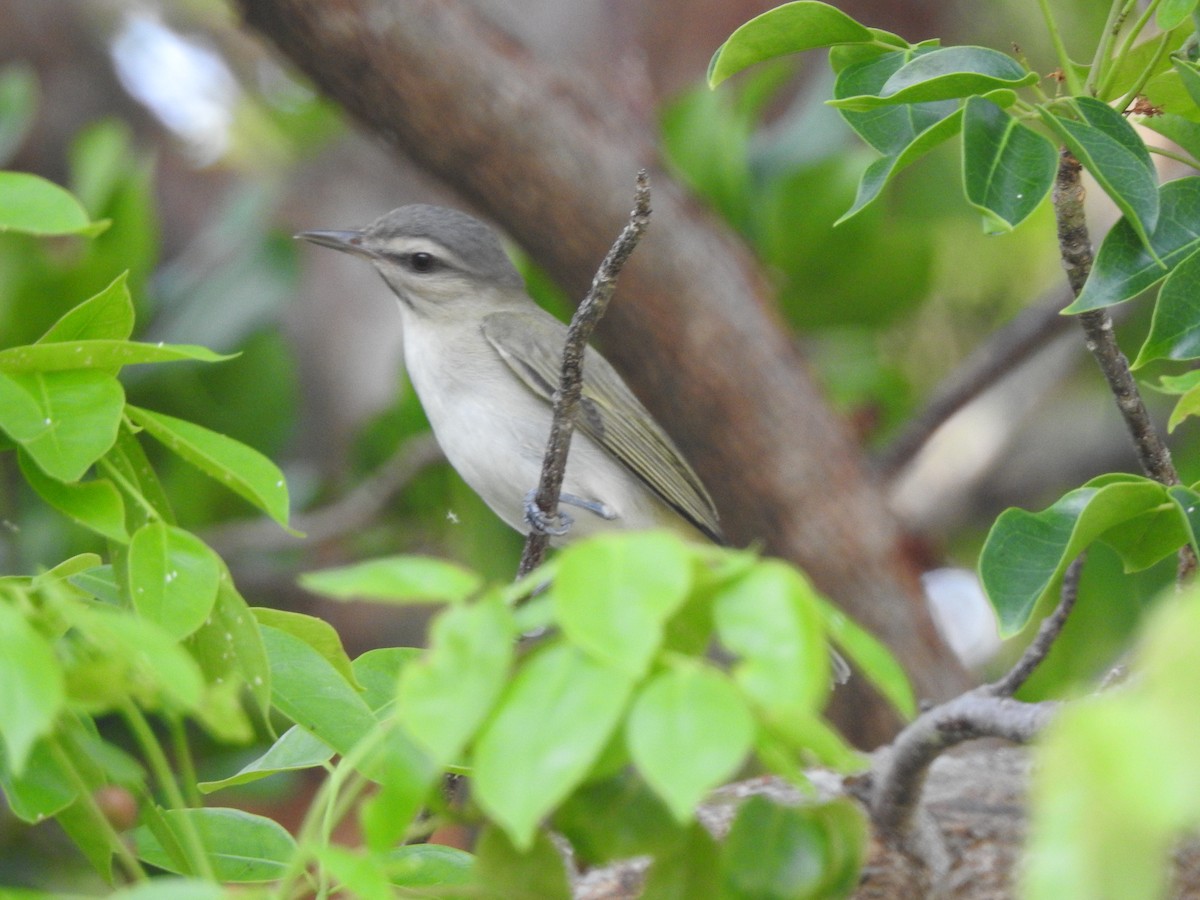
523, 489, 574, 536
560, 493, 618, 521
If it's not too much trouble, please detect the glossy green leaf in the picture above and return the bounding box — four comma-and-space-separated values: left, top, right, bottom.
837, 107, 962, 223
1041, 99, 1159, 250
0, 339, 231, 374
1134, 247, 1200, 366
126, 405, 290, 528
833, 48, 954, 153
1070, 177, 1200, 311
188, 576, 271, 720
200, 725, 332, 793
299, 555, 482, 605
979, 477, 1172, 635
720, 796, 867, 899
714, 560, 829, 717
398, 595, 513, 764
554, 531, 692, 677
708, 2, 872, 87
133, 807, 296, 882
18, 451, 128, 542
38, 273, 134, 343
626, 664, 754, 823
830, 46, 1036, 110
473, 643, 635, 851
0, 604, 65, 774
962, 96, 1057, 232
0, 369, 123, 481
0, 170, 106, 236
127, 522, 220, 639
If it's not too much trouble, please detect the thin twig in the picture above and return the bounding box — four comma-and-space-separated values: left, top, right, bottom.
516, 171, 653, 578
1052, 150, 1196, 579
876, 288, 1075, 479
988, 554, 1084, 698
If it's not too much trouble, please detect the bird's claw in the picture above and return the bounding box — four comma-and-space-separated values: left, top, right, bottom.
524, 489, 574, 536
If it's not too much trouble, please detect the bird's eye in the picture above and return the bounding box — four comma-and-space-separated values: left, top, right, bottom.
408, 252, 437, 273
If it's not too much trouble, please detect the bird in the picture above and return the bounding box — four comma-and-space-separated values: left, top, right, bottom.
296, 204, 724, 547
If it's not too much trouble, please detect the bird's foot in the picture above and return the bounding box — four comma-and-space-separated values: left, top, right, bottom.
524, 489, 574, 536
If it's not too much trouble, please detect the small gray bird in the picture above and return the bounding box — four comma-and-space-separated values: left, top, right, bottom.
297, 205, 723, 546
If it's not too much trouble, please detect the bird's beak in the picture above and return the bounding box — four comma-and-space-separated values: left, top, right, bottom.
294, 229, 376, 259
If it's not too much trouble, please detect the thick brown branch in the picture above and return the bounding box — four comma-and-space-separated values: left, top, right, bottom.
518, 174, 652, 577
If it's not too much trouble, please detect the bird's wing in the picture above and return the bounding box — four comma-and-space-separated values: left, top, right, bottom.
482, 310, 723, 543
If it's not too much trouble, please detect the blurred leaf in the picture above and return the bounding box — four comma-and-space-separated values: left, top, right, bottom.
1157, 369, 1200, 431
300, 555, 483, 605
1041, 99, 1159, 250
0, 339, 232, 373
0, 171, 107, 236
554, 772, 684, 864
642, 822, 721, 900
0, 64, 37, 165
0, 369, 124, 481
1174, 56, 1200, 109
471, 826, 571, 900
1133, 247, 1200, 365
1069, 177, 1200, 311
0, 603, 65, 775
626, 663, 754, 823
385, 843, 474, 889
132, 807, 295, 882
961, 96, 1057, 232
126, 404, 291, 528
1169, 486, 1200, 554
473, 643, 635, 851
0, 736, 77, 822
253, 607, 361, 692
108, 878, 226, 900
816, 595, 915, 718
1139, 111, 1200, 164
720, 796, 867, 899
200, 726, 331, 793
1101, 25, 1193, 103
708, 2, 872, 87
554, 531, 692, 677
398, 595, 513, 764
188, 576, 271, 721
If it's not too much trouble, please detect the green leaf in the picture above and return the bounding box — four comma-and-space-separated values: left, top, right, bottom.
299, 555, 482, 605
713, 560, 829, 718
473, 643, 635, 851
833, 48, 956, 154
1070, 177, 1200, 311
1157, 369, 1200, 431
38, 272, 134, 343
1169, 486, 1200, 555
471, 826, 572, 900
0, 369, 123, 481
0, 171, 107, 236
1173, 57, 1200, 109
961, 96, 1057, 232
385, 844, 474, 889
188, 576, 271, 722
0, 340, 233, 373
708, 2, 872, 87
127, 522, 220, 639
554, 531, 692, 677
132, 807, 296, 882
398, 595, 513, 764
1041, 99, 1159, 250
126, 405, 291, 528
1140, 112, 1200, 165
257, 623, 375, 754
18, 450, 128, 542
554, 772, 685, 864
626, 663, 754, 823
1158, 0, 1199, 31
200, 726, 332, 793
0, 736, 77, 822
830, 46, 1037, 110
1133, 247, 1200, 366
642, 822, 722, 900
0, 604, 65, 774
108, 878, 228, 900
979, 477, 1173, 635
720, 796, 867, 899
253, 607, 362, 692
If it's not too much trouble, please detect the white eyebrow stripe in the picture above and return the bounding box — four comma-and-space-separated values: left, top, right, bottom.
378, 236, 467, 269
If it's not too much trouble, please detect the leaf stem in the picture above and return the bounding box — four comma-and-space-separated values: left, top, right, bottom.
1037, 0, 1085, 95
1112, 32, 1172, 113
1087, 0, 1137, 96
